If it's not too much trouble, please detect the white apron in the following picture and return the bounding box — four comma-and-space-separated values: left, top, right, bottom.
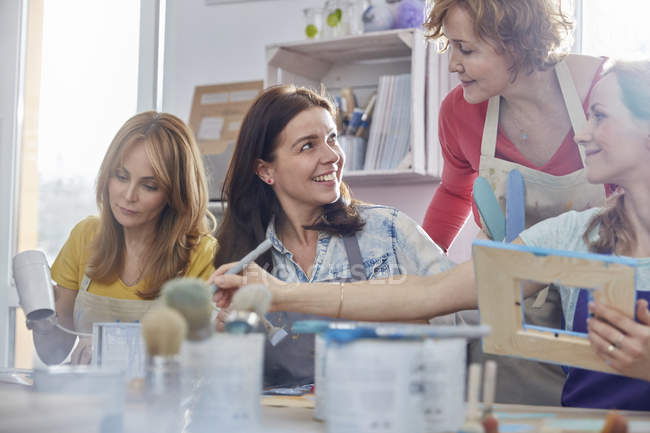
73, 273, 157, 333
478, 61, 605, 227
471, 60, 607, 406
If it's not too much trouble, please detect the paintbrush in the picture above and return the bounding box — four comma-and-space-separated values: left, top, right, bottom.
140, 306, 187, 431
141, 306, 188, 358
482, 360, 497, 419
210, 239, 273, 294
140, 306, 187, 397
227, 283, 288, 346
162, 278, 214, 341
459, 363, 484, 433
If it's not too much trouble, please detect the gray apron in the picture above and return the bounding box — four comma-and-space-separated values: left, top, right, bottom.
263, 234, 367, 387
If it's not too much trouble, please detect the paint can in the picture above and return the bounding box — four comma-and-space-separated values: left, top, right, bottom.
182, 333, 264, 433
321, 323, 489, 433
33, 365, 126, 433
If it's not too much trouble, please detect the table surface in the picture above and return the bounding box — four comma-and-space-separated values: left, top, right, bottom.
3, 382, 650, 433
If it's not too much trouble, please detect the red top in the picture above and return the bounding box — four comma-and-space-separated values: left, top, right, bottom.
422, 60, 612, 251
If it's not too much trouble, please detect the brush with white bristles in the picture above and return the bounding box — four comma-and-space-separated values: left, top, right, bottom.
161, 278, 214, 342
140, 306, 188, 398
226, 284, 288, 346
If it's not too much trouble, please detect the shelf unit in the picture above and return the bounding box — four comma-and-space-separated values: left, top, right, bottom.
266, 28, 445, 187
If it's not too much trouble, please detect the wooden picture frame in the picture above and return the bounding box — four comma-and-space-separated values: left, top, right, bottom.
472, 239, 637, 375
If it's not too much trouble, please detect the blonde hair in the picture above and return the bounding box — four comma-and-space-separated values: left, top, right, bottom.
88, 111, 215, 299
425, 0, 574, 78
583, 61, 650, 255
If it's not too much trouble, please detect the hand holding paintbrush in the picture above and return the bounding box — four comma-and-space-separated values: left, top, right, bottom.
209, 239, 273, 295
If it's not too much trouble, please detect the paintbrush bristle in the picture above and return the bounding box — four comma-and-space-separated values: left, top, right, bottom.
161, 277, 214, 341
141, 306, 188, 357
230, 284, 272, 316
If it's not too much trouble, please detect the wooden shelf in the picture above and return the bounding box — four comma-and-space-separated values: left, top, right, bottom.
343, 169, 439, 186
266, 28, 445, 186
267, 29, 416, 77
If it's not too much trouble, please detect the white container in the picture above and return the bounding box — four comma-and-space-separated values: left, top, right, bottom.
325, 338, 427, 433
92, 322, 146, 380
421, 338, 467, 433
182, 333, 265, 433
33, 365, 126, 433
319, 324, 488, 433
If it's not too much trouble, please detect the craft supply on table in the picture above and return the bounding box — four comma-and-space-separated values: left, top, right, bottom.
181, 333, 265, 433
295, 321, 489, 433
482, 360, 498, 418
139, 307, 187, 433
93, 322, 146, 380
162, 277, 214, 342
227, 283, 288, 345
458, 363, 484, 433
33, 365, 126, 433
0, 368, 33, 386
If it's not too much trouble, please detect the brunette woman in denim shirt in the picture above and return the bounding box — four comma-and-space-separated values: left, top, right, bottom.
210, 85, 452, 387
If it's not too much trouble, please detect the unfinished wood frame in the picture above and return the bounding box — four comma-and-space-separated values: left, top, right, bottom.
473, 239, 637, 375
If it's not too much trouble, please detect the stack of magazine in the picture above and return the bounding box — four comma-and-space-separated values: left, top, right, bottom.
359, 45, 457, 176
364, 73, 412, 170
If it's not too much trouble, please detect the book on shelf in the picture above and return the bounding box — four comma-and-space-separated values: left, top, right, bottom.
364, 73, 412, 171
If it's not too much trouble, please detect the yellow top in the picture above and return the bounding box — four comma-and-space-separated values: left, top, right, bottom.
51, 216, 217, 300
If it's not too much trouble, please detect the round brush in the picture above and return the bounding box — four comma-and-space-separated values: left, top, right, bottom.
140, 306, 187, 397
227, 284, 288, 345
161, 278, 214, 342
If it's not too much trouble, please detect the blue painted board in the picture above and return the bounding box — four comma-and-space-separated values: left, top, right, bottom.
473, 176, 506, 242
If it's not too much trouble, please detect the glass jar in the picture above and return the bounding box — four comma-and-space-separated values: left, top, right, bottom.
303, 7, 323, 39
322, 0, 349, 39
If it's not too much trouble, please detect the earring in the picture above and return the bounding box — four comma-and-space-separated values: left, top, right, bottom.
266, 178, 273, 184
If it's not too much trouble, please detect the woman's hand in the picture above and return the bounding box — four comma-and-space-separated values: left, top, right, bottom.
215, 307, 230, 332
208, 262, 280, 309
587, 299, 650, 381
70, 336, 93, 365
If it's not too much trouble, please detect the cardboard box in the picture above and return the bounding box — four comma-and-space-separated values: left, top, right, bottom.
189, 80, 263, 199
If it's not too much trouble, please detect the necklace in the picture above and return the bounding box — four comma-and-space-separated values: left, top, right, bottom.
503, 100, 529, 147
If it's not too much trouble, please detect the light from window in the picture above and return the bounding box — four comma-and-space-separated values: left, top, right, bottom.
581, 0, 650, 59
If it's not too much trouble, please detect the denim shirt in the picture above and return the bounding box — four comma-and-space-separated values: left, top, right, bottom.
263, 204, 455, 387
266, 204, 453, 283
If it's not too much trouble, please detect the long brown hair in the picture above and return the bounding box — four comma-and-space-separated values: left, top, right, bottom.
583, 61, 650, 255
425, 0, 574, 78
88, 111, 215, 299
213, 85, 364, 271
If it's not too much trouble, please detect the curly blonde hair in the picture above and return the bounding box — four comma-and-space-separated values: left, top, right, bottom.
425, 0, 574, 78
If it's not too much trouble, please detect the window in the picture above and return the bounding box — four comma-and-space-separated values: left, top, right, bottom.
579, 0, 650, 59
11, 0, 160, 368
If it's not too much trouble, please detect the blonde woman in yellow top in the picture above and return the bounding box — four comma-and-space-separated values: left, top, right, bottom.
37, 111, 217, 364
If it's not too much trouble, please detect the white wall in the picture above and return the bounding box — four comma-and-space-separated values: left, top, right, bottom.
162, 0, 322, 119
161, 0, 476, 262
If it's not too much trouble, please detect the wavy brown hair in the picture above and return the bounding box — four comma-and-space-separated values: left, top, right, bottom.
213, 85, 364, 271
88, 111, 215, 299
583, 61, 650, 255
425, 0, 574, 78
